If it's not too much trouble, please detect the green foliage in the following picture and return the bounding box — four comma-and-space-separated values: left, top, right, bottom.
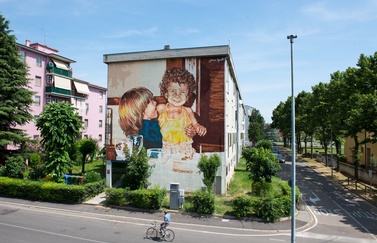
29, 153, 42, 169
252, 195, 291, 222
77, 138, 98, 175
0, 14, 34, 155
45, 150, 72, 177
120, 147, 154, 190
105, 187, 166, 210
248, 108, 265, 145
4, 156, 25, 178
190, 190, 215, 214
255, 139, 273, 150
251, 180, 273, 197
105, 188, 129, 206
232, 195, 252, 217
35, 102, 82, 176
0, 177, 105, 203
129, 188, 166, 209
243, 147, 281, 183
84, 171, 102, 183
197, 153, 221, 192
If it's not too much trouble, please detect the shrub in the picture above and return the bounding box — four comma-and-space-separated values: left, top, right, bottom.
105, 188, 129, 206
197, 153, 221, 193
4, 156, 25, 179
129, 187, 166, 210
190, 190, 215, 215
121, 148, 154, 190
251, 180, 273, 197
232, 195, 252, 217
252, 195, 291, 222
85, 171, 102, 183
29, 153, 42, 169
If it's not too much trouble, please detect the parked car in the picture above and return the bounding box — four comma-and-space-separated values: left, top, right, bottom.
277, 154, 285, 163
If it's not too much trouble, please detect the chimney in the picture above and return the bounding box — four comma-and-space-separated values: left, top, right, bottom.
25, 40, 31, 47
164, 45, 170, 50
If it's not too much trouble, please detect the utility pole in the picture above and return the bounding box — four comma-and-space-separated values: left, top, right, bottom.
287, 34, 297, 243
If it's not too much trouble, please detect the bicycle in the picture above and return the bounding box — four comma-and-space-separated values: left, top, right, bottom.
146, 221, 175, 242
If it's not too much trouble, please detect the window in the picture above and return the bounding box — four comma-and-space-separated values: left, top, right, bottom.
35, 76, 41, 87
85, 103, 89, 115
98, 134, 103, 142
84, 119, 88, 128
33, 135, 39, 140
99, 91, 103, 99
99, 105, 103, 113
33, 95, 41, 106
84, 135, 88, 139
99, 120, 103, 128
19, 51, 25, 62
36, 56, 42, 67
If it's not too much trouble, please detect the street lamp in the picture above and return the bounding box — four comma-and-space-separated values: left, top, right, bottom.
287, 34, 297, 243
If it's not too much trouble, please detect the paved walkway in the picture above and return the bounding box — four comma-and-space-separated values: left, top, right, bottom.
84, 154, 377, 233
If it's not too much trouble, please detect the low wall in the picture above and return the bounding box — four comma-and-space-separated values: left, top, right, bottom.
316, 155, 376, 185
339, 162, 376, 185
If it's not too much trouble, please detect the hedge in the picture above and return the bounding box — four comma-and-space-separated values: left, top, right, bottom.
0, 177, 105, 204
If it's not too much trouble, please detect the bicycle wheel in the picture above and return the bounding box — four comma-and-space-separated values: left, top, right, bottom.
146, 227, 157, 239
164, 229, 175, 242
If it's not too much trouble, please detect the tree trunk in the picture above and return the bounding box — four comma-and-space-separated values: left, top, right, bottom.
353, 136, 360, 181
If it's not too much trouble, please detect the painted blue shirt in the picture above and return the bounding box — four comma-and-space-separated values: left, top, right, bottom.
139, 119, 162, 150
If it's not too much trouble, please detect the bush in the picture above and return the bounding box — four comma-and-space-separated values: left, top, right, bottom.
105, 188, 130, 206
129, 187, 166, 210
0, 177, 105, 204
251, 181, 272, 197
4, 156, 25, 179
85, 171, 102, 183
232, 195, 252, 217
252, 195, 291, 222
29, 153, 42, 169
190, 190, 215, 215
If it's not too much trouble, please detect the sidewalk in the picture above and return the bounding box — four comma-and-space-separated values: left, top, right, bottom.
84, 190, 315, 233
303, 157, 377, 207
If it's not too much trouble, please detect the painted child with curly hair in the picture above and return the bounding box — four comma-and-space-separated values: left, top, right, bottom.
157, 67, 206, 159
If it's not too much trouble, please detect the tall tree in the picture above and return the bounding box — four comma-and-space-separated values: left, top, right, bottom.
35, 102, 83, 176
0, 14, 34, 159
248, 107, 265, 145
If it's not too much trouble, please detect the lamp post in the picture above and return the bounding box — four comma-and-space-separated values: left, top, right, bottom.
287, 34, 297, 243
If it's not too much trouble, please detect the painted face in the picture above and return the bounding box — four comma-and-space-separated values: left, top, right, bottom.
143, 100, 158, 119
165, 82, 189, 107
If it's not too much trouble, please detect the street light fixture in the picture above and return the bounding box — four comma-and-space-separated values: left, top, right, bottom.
287, 34, 297, 243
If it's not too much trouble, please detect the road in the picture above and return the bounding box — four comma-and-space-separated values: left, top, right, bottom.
279, 159, 377, 242
0, 159, 377, 242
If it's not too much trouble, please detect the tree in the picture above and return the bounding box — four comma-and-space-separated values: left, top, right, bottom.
242, 147, 281, 183
77, 138, 98, 175
248, 107, 265, 145
35, 102, 83, 176
120, 147, 154, 190
197, 153, 221, 193
0, 14, 34, 159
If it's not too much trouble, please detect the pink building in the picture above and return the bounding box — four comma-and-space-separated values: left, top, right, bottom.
17, 40, 107, 147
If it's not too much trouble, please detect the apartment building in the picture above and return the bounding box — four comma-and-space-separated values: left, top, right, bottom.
104, 45, 246, 194
17, 40, 107, 146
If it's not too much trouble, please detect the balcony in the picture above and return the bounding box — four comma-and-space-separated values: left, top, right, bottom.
45, 86, 71, 96
46, 67, 72, 78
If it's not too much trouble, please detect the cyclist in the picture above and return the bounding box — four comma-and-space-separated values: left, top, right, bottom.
160, 210, 170, 237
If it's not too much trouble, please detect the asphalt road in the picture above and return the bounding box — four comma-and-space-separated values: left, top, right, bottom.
279, 159, 377, 242
0, 158, 377, 242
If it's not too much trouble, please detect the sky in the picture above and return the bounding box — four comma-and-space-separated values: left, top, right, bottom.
1, 0, 377, 123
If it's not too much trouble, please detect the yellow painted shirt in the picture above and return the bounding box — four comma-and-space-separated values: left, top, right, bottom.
158, 106, 192, 144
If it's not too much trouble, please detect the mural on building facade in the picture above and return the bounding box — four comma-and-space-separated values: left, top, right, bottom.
106, 57, 226, 191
